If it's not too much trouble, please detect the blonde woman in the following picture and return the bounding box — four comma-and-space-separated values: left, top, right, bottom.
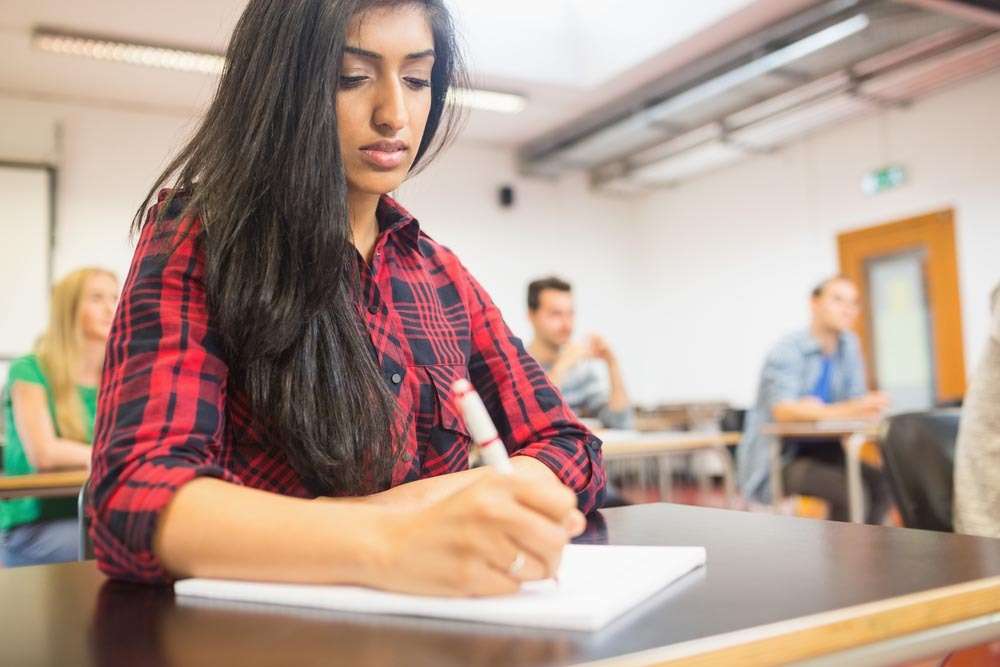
1, 267, 118, 567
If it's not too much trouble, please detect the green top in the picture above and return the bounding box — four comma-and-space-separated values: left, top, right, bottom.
1, 354, 97, 532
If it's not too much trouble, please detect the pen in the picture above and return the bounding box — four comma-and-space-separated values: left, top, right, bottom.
451, 379, 514, 474
453, 378, 566, 584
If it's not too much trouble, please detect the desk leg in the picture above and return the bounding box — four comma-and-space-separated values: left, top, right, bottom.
842, 433, 867, 524
694, 452, 712, 497
657, 455, 673, 502
769, 438, 785, 509
714, 445, 737, 506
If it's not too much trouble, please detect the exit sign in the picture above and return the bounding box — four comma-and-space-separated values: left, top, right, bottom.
862, 165, 907, 195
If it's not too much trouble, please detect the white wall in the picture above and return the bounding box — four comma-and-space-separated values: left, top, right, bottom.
3, 69, 998, 410
0, 94, 639, 371
630, 70, 1000, 407
0, 165, 50, 357
0, 95, 200, 284
397, 146, 639, 355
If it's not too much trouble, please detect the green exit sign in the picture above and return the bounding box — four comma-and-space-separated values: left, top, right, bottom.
862, 165, 907, 195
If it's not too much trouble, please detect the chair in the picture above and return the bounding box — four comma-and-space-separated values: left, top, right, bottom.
77, 477, 93, 561
719, 407, 746, 433
881, 409, 961, 532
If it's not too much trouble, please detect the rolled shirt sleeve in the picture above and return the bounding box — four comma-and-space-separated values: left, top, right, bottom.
88, 206, 242, 583
456, 260, 606, 513
758, 344, 805, 414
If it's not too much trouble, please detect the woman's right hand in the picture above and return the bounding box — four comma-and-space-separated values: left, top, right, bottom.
370, 470, 586, 597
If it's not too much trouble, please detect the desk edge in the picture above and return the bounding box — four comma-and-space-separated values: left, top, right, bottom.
575, 574, 1000, 667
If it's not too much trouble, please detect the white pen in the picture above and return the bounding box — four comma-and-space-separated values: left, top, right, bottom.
453, 378, 567, 584
451, 378, 514, 474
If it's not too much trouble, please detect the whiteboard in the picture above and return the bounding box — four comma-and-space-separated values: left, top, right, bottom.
0, 164, 52, 359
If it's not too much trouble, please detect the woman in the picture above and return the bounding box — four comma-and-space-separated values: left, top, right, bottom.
89, 0, 605, 595
2, 267, 118, 567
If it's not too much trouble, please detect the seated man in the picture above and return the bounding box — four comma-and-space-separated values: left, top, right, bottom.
526, 277, 632, 430
954, 284, 1000, 538
737, 276, 891, 523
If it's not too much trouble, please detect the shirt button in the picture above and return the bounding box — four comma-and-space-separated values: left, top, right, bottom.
368, 304, 379, 315
401, 452, 413, 462
391, 373, 402, 384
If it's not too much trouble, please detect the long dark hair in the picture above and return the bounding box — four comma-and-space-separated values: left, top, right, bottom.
133, 0, 468, 494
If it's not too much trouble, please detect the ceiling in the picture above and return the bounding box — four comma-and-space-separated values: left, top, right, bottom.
0, 0, 819, 146
517, 0, 1000, 190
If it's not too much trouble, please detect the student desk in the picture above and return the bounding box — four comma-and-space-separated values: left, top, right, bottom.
599, 431, 741, 501
2, 503, 999, 666
763, 421, 882, 523
0, 469, 88, 499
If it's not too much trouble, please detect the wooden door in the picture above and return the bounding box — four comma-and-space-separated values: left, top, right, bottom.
837, 209, 965, 407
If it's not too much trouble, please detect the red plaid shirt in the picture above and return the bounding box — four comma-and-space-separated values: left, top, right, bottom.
88, 191, 605, 583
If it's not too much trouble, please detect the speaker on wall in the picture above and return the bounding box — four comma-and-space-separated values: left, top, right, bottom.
498, 185, 515, 208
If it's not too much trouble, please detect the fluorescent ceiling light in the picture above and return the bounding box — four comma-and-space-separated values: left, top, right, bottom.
595, 177, 653, 196
554, 111, 668, 166
625, 91, 867, 187
728, 93, 870, 149
629, 142, 745, 185
32, 27, 524, 114
533, 12, 870, 169
628, 122, 724, 167
646, 13, 870, 123
725, 71, 852, 128
446, 88, 526, 114
32, 28, 225, 74
859, 33, 1000, 102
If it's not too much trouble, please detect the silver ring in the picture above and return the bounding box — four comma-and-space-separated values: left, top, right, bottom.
508, 551, 526, 576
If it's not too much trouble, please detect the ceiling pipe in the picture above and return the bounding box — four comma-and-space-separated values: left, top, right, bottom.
897, 0, 1000, 28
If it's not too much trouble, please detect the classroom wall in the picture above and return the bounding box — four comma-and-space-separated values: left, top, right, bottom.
0, 94, 640, 375
2, 69, 998, 410
396, 146, 641, 363
0, 95, 200, 283
629, 70, 1000, 407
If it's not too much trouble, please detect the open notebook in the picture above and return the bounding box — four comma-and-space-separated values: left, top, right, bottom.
174, 544, 706, 631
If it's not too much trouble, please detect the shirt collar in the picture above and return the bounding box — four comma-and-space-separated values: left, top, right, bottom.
796, 329, 846, 357
376, 194, 421, 248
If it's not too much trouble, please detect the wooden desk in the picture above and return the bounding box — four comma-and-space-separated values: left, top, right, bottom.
599, 431, 741, 500
0, 469, 88, 499
763, 421, 882, 523
3, 503, 999, 666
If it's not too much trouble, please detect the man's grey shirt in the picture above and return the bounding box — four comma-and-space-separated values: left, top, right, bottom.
544, 358, 634, 430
